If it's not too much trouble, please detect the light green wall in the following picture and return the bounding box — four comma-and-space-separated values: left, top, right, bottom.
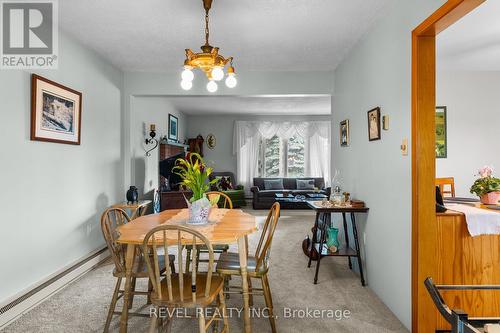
0, 32, 123, 303
331, 0, 446, 328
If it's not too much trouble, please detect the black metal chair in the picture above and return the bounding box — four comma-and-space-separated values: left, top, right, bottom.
424, 277, 500, 333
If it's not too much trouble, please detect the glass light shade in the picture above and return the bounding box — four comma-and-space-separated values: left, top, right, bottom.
180, 79, 193, 90
181, 68, 194, 81
211, 67, 224, 81
206, 80, 218, 93
225, 73, 237, 88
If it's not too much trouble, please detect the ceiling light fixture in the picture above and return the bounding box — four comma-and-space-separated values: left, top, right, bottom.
181, 0, 237, 92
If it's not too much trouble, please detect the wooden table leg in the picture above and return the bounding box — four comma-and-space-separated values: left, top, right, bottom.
308, 212, 320, 268
119, 244, 136, 333
238, 236, 252, 333
342, 212, 352, 269
350, 213, 365, 286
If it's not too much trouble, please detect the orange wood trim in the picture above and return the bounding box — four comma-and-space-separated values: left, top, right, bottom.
411, 1, 485, 332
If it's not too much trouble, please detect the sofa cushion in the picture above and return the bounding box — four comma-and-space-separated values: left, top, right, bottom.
259, 190, 286, 198
264, 179, 284, 190
296, 179, 315, 190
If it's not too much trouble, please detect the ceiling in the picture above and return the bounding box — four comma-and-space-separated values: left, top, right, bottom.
437, 0, 500, 71
59, 0, 393, 72
164, 95, 331, 115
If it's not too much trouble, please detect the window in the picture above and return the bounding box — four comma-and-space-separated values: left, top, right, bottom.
287, 135, 305, 177
259, 135, 305, 177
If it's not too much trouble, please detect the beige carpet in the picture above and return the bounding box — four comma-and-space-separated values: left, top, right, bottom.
2, 209, 408, 333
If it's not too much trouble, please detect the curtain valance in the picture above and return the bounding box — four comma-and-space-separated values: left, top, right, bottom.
233, 121, 331, 154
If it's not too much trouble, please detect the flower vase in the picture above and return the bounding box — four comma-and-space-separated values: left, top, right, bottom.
480, 191, 500, 205
326, 227, 340, 253
187, 197, 211, 225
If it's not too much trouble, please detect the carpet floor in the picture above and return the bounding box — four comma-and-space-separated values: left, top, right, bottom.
2, 209, 408, 333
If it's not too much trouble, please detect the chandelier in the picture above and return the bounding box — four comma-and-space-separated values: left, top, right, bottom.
180, 0, 237, 92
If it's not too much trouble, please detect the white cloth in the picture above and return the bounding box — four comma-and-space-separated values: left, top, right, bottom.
234, 120, 331, 192
445, 203, 500, 237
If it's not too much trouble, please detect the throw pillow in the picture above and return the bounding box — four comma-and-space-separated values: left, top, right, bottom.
264, 179, 284, 190
296, 179, 315, 190
219, 176, 233, 191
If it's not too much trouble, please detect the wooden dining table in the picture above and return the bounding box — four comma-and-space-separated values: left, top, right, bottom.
116, 208, 257, 333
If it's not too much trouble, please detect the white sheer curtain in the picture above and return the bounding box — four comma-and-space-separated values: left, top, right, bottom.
234, 120, 331, 192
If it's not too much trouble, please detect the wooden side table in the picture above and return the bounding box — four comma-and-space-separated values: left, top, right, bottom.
306, 201, 369, 286
112, 200, 152, 220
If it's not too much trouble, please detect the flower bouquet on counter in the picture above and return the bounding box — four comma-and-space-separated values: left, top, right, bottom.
470, 166, 500, 205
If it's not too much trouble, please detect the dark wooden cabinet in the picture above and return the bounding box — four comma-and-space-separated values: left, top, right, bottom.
160, 191, 192, 210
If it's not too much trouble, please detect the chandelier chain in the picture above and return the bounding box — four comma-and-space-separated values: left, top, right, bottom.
204, 10, 210, 46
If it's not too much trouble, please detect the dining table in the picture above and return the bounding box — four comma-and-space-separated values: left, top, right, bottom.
116, 208, 258, 333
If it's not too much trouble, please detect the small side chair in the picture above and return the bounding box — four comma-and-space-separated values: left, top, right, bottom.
100, 207, 175, 332
216, 202, 280, 333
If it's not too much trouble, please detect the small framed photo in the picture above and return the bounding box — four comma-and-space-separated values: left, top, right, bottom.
168, 114, 178, 141
340, 120, 349, 147
367, 107, 381, 141
31, 74, 82, 145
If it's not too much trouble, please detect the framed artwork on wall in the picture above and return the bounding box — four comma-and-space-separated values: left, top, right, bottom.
168, 114, 178, 141
367, 107, 381, 141
31, 74, 82, 145
435, 106, 447, 158
340, 119, 349, 147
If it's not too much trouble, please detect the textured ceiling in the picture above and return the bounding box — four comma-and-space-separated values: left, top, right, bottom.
437, 0, 500, 71
164, 95, 331, 115
59, 0, 393, 72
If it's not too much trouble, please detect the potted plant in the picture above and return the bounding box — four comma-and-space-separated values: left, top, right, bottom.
173, 153, 218, 224
470, 166, 500, 205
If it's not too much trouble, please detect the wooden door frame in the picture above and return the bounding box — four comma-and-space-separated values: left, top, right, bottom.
411, 0, 485, 332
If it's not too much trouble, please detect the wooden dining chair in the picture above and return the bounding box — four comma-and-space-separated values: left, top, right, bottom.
142, 225, 229, 333
185, 191, 233, 272
436, 177, 456, 197
216, 202, 280, 333
100, 208, 175, 332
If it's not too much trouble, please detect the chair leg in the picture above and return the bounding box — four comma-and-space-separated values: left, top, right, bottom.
148, 307, 158, 333
198, 308, 207, 333
128, 277, 136, 309
222, 274, 230, 299
186, 247, 192, 272
147, 279, 153, 304
219, 289, 229, 333
104, 277, 122, 333
247, 276, 254, 306
262, 274, 277, 333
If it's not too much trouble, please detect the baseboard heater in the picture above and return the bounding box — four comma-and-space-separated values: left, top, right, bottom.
0, 247, 109, 328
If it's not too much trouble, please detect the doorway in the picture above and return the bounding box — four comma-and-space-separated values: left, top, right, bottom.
411, 0, 485, 332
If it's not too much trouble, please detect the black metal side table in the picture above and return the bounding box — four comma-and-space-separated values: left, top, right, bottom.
306, 201, 369, 286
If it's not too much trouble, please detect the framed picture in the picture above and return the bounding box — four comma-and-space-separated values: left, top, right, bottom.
435, 106, 447, 158
340, 120, 349, 147
367, 107, 381, 141
31, 74, 82, 145
206, 133, 216, 149
168, 114, 178, 141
